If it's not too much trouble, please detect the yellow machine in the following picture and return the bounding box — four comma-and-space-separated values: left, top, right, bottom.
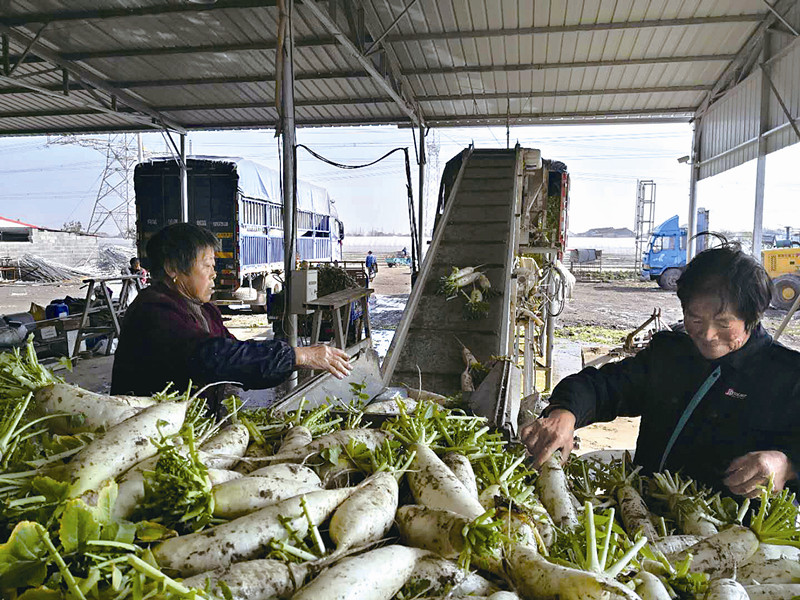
763, 247, 800, 310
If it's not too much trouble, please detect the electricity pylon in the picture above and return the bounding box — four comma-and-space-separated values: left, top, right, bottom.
48, 134, 145, 238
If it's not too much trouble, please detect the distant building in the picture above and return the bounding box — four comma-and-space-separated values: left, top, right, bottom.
0, 216, 99, 267
574, 226, 635, 238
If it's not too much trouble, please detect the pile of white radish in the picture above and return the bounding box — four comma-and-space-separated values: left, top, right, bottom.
1, 345, 798, 600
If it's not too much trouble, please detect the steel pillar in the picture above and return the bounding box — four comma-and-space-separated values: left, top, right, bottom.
180, 134, 188, 222
753, 46, 770, 259
687, 119, 700, 262
417, 123, 425, 262
281, 0, 298, 350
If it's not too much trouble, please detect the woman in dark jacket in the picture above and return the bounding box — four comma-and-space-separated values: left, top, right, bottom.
111, 223, 351, 399
521, 245, 800, 497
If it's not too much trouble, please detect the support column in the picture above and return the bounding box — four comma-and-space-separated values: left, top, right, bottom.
417, 123, 425, 263
753, 45, 770, 260
686, 119, 700, 263
179, 133, 188, 222
281, 0, 298, 350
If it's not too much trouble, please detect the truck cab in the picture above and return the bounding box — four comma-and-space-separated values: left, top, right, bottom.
641, 209, 708, 290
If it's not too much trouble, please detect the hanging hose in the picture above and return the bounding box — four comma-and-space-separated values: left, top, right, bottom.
295, 144, 420, 276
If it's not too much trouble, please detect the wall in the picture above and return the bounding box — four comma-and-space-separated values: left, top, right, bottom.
0, 229, 99, 266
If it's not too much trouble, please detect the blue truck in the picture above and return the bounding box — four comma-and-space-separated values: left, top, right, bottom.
134, 157, 344, 309
641, 209, 709, 290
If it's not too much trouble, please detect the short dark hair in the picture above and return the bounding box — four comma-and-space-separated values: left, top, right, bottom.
676, 243, 773, 332
146, 223, 220, 281
129, 257, 140, 267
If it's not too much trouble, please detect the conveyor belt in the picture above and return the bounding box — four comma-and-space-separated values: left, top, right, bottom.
383, 148, 520, 395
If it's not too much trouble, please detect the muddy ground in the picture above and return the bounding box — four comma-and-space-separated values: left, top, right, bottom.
559, 276, 800, 350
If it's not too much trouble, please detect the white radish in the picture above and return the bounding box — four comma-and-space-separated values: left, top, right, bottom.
506, 543, 641, 600
536, 455, 580, 531
278, 424, 312, 454
488, 593, 522, 600
153, 487, 353, 576
617, 484, 659, 541
651, 535, 701, 556
704, 578, 748, 600
667, 525, 759, 579
265, 428, 392, 464
408, 443, 485, 519
443, 452, 479, 499
247, 463, 322, 485
291, 545, 428, 600
405, 554, 500, 597
363, 397, 417, 414
744, 584, 800, 600
403, 386, 449, 404
198, 423, 249, 469
34, 382, 156, 433
212, 473, 322, 518
207, 468, 242, 486
328, 472, 398, 556
738, 544, 800, 584
635, 570, 671, 600
480, 483, 554, 548
234, 442, 270, 474
182, 559, 309, 600
65, 401, 187, 497
395, 503, 503, 577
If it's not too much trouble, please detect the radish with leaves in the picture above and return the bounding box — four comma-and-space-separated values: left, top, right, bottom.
64, 400, 187, 497
153, 487, 353, 576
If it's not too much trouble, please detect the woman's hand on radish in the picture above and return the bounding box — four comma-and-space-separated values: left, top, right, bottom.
294, 345, 352, 379
723, 450, 796, 498
519, 408, 576, 467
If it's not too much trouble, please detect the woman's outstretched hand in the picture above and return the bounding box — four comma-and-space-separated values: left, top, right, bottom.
294, 345, 352, 379
519, 409, 577, 468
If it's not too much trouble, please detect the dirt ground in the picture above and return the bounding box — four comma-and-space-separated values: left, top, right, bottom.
559, 277, 800, 350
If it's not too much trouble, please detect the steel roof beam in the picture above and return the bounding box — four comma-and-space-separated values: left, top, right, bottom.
90, 54, 734, 89
381, 14, 764, 44
299, 0, 422, 126
0, 107, 100, 118
0, 1, 280, 27
0, 82, 82, 94
138, 84, 710, 112
0, 25, 185, 132
0, 107, 697, 136
403, 54, 736, 77
698, 0, 798, 116
58, 37, 337, 61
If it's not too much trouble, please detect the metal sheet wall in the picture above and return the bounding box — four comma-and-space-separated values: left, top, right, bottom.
698, 35, 800, 181
698, 71, 761, 180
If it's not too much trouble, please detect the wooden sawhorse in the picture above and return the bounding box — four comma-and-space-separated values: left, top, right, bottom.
305, 287, 374, 354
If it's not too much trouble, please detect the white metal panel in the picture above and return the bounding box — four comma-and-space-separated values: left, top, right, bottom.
764, 36, 800, 155
698, 71, 761, 180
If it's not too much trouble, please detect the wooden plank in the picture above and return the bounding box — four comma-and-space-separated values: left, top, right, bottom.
306, 287, 374, 308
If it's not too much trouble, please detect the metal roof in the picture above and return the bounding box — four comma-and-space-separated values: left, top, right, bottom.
0, 0, 797, 136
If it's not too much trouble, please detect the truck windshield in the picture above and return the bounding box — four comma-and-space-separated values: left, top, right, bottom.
650, 235, 676, 253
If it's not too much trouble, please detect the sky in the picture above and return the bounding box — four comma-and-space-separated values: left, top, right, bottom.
0, 123, 797, 237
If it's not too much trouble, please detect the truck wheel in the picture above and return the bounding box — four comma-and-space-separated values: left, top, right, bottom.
771, 274, 800, 311
657, 268, 682, 291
